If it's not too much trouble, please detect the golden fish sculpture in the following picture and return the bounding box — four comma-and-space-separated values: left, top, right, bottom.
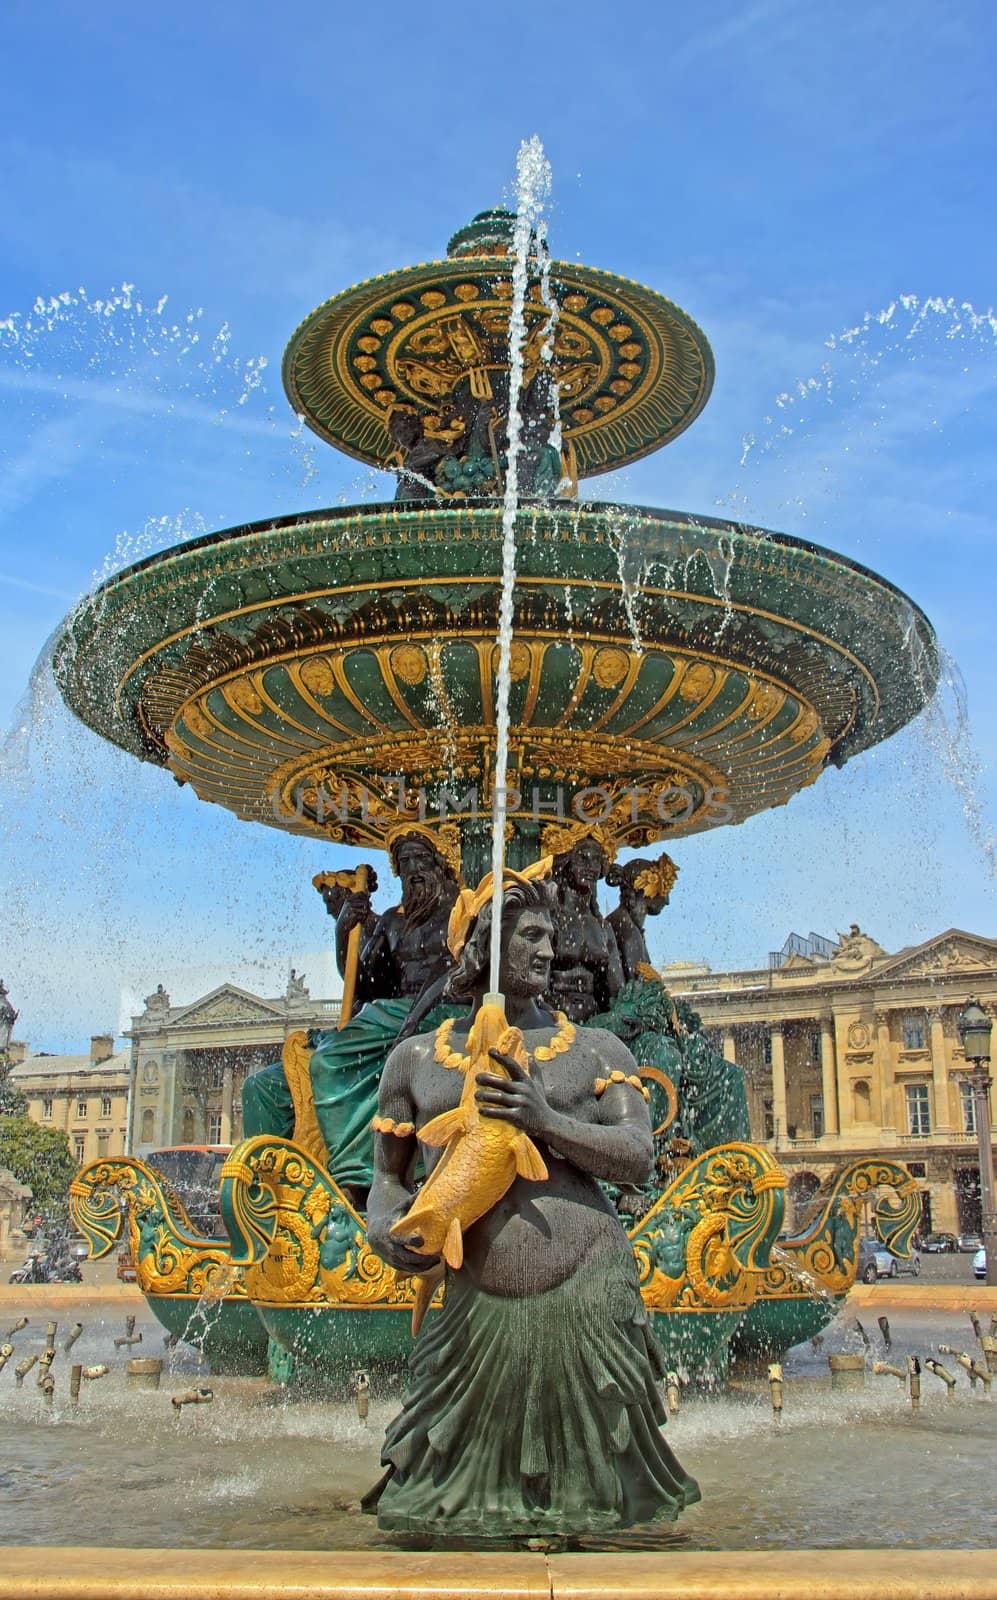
390, 1001, 549, 1333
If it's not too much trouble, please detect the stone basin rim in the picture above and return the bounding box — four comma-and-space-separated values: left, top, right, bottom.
62, 496, 937, 638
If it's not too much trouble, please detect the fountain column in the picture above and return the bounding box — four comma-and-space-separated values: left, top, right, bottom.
928, 1008, 952, 1132
819, 1012, 839, 1137
769, 1024, 787, 1147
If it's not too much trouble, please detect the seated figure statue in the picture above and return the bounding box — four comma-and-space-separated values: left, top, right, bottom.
606, 853, 679, 982
241, 824, 461, 1202
364, 867, 700, 1540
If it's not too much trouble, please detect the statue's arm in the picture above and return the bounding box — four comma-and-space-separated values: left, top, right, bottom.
366, 1041, 440, 1273
476, 1035, 653, 1187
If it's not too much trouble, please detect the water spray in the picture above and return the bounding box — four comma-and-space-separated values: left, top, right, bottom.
488, 136, 552, 998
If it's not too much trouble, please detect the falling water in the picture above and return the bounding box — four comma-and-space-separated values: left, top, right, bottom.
488, 136, 553, 994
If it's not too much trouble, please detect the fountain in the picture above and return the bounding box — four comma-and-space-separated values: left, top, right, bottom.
41, 147, 965, 1546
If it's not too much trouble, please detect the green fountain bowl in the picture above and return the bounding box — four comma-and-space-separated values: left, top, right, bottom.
54, 499, 938, 869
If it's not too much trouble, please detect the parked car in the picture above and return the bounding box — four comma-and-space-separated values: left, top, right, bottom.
920, 1232, 958, 1253
857, 1238, 921, 1281
958, 1232, 984, 1253
973, 1247, 987, 1280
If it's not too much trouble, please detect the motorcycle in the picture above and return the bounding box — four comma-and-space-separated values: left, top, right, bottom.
8, 1251, 49, 1285
8, 1245, 84, 1285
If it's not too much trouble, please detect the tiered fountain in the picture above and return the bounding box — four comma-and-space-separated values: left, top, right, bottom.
62, 197, 931, 1381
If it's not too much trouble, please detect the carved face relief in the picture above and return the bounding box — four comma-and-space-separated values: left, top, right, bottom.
501, 908, 555, 999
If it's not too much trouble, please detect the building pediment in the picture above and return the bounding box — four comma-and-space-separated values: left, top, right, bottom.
167, 985, 287, 1028
872, 930, 997, 983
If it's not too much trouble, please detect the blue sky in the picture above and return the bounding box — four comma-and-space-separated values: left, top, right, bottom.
1, 1, 996, 1048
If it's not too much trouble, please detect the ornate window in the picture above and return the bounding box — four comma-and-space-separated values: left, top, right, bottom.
74, 1137, 85, 1163
207, 1113, 223, 1145
960, 1081, 977, 1135
810, 1093, 825, 1138
906, 1082, 931, 1136
76, 1099, 87, 1119
42, 1097, 53, 1118
903, 1014, 926, 1051
100, 1095, 112, 1117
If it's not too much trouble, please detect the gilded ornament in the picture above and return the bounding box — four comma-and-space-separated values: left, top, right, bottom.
183, 704, 212, 738
370, 317, 393, 335
420, 290, 447, 309
390, 644, 428, 686
591, 307, 615, 325
226, 678, 264, 716
592, 647, 631, 689
492, 640, 531, 681
632, 853, 680, 901
746, 681, 785, 722
593, 1069, 651, 1102
300, 656, 336, 696
391, 301, 416, 320
453, 283, 479, 302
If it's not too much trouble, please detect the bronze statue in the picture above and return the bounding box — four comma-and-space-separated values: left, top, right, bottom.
334, 825, 460, 1018
606, 854, 679, 982
364, 870, 700, 1539
542, 826, 624, 1022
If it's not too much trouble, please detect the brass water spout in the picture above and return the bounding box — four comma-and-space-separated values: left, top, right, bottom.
62, 1323, 83, 1354
907, 1354, 921, 1413
0, 1343, 13, 1373
14, 1355, 37, 1386
171, 1387, 213, 1412
114, 1314, 142, 1349
872, 1361, 907, 1385
353, 1369, 371, 1424
80, 1364, 109, 1381
768, 1361, 784, 1417
925, 1358, 957, 1397
665, 1371, 681, 1414
69, 1364, 82, 1403
877, 1316, 892, 1351
940, 1346, 992, 1392
3, 1318, 28, 1339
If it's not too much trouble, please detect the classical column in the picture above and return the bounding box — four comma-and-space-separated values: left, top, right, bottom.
722, 1030, 737, 1064
928, 1008, 951, 1131
770, 1024, 787, 1145
220, 1062, 235, 1144
819, 1012, 839, 1136
875, 1009, 892, 1130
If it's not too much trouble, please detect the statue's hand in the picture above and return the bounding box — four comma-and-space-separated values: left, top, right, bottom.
476, 1049, 556, 1139
367, 1200, 441, 1276
338, 891, 372, 935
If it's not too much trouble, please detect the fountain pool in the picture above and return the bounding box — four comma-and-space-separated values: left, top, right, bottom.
1, 1296, 995, 1554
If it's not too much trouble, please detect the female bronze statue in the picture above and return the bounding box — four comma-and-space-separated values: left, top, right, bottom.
365, 870, 700, 1541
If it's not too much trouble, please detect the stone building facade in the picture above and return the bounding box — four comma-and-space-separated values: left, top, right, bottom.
12, 1035, 130, 1166
669, 926, 997, 1236
125, 976, 340, 1157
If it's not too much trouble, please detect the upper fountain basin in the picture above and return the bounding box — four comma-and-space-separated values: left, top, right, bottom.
54, 500, 938, 864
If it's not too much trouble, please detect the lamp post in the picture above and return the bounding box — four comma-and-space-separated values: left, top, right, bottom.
956, 998, 997, 1288
0, 979, 18, 1102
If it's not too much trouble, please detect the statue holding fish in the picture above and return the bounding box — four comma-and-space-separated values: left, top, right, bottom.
364, 866, 700, 1541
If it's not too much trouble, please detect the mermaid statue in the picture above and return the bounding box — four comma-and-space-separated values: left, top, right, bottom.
363, 867, 700, 1540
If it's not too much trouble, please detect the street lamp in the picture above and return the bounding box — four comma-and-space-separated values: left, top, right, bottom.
957, 997, 996, 1288
0, 979, 17, 1055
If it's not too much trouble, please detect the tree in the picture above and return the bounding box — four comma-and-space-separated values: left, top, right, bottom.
0, 1115, 75, 1216
0, 1056, 27, 1117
